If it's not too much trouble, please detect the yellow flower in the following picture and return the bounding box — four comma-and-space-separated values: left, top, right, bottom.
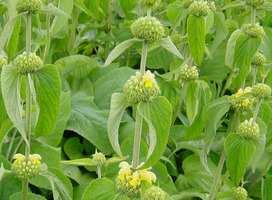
13, 153, 25, 163
142, 70, 155, 88
29, 154, 42, 164
118, 161, 132, 179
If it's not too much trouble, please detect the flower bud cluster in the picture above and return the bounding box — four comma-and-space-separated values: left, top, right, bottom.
131, 16, 165, 43
251, 52, 266, 66
170, 34, 182, 49
179, 65, 199, 81
242, 23, 265, 38
16, 0, 43, 13
245, 0, 265, 7
143, 186, 165, 200
139, 0, 161, 8
116, 161, 156, 198
124, 70, 160, 104
11, 153, 42, 180
229, 87, 254, 112
0, 55, 7, 69
188, 1, 209, 17
13, 52, 43, 74
252, 83, 271, 99
232, 187, 248, 200
92, 151, 106, 166
238, 118, 260, 140
184, 0, 194, 8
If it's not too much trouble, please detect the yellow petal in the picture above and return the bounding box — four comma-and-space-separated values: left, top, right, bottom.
241, 99, 249, 107
145, 80, 152, 87
13, 153, 25, 160
119, 161, 129, 168
130, 179, 139, 186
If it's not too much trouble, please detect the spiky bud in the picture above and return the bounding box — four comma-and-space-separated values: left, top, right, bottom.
184, 0, 194, 8
0, 55, 8, 69
245, 0, 265, 7
242, 23, 265, 38
188, 1, 209, 17
170, 34, 182, 49
131, 16, 165, 43
16, 0, 43, 13
143, 186, 165, 200
238, 118, 260, 140
229, 87, 254, 112
124, 70, 160, 104
251, 52, 266, 66
252, 83, 271, 99
232, 187, 248, 200
92, 151, 106, 166
179, 65, 199, 81
116, 176, 141, 198
11, 153, 42, 180
139, 0, 161, 8
208, 1, 216, 11
13, 52, 43, 74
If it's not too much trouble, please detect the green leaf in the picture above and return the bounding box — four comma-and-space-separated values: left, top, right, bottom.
107, 93, 129, 156
103, 38, 143, 67
38, 92, 71, 146
41, 3, 71, 18
202, 96, 230, 141
1, 66, 28, 146
10, 193, 47, 200
0, 174, 22, 200
225, 133, 256, 186
263, 176, 272, 200
105, 156, 128, 166
0, 119, 13, 154
73, 0, 94, 17
61, 158, 95, 166
0, 164, 13, 182
205, 10, 214, 34
0, 80, 8, 124
120, 0, 137, 17
50, 0, 73, 36
33, 65, 61, 138
167, 1, 187, 28
186, 81, 200, 124
64, 137, 84, 159
261, 27, 272, 60
0, 12, 26, 51
187, 15, 205, 66
138, 96, 172, 169
82, 178, 118, 200
225, 29, 244, 67
249, 134, 266, 172
158, 36, 184, 59
7, 18, 21, 61
66, 93, 113, 155
40, 168, 73, 200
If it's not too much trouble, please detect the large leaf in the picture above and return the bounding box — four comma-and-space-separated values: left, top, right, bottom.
167, 1, 187, 28
107, 93, 129, 156
41, 3, 71, 17
225, 133, 256, 186
0, 174, 22, 200
138, 96, 172, 169
103, 38, 143, 67
263, 176, 272, 200
0, 80, 8, 124
61, 158, 95, 166
10, 193, 47, 200
158, 36, 184, 59
7, 18, 21, 61
33, 65, 61, 138
66, 93, 113, 155
0, 119, 13, 154
1, 66, 28, 146
82, 178, 118, 200
187, 15, 205, 66
202, 96, 230, 141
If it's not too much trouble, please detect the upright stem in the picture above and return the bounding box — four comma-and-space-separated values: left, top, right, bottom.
26, 13, 31, 55
105, 3, 112, 57
132, 109, 143, 168
140, 41, 148, 77
97, 165, 101, 178
251, 7, 256, 25
22, 180, 28, 200
43, 13, 51, 62
208, 113, 240, 200
6, 129, 17, 160
147, 9, 151, 17
252, 67, 257, 86
252, 99, 262, 123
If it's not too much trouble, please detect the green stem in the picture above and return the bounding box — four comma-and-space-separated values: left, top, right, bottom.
43, 13, 51, 62
147, 9, 151, 17
221, 72, 233, 96
10, 138, 24, 162
126, 47, 132, 67
208, 113, 240, 200
252, 99, 262, 123
97, 165, 101, 178
171, 81, 188, 126
68, 6, 77, 55
251, 7, 256, 25
6, 129, 17, 160
140, 41, 148, 77
105, 3, 112, 57
132, 109, 143, 168
26, 13, 31, 55
22, 180, 28, 200
252, 66, 257, 86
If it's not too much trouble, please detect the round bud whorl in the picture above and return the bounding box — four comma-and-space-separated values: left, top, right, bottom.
245, 0, 265, 7
242, 23, 265, 38
116, 176, 141, 198
92, 151, 106, 166
170, 34, 182, 49
143, 186, 165, 200
124, 70, 160, 104
229, 87, 254, 112
232, 187, 248, 200
252, 83, 271, 99
131, 16, 165, 43
188, 1, 209, 17
184, 0, 194, 8
251, 52, 266, 66
16, 0, 43, 13
139, 0, 161, 8
13, 52, 43, 74
179, 65, 199, 81
0, 55, 8, 69
238, 118, 260, 140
